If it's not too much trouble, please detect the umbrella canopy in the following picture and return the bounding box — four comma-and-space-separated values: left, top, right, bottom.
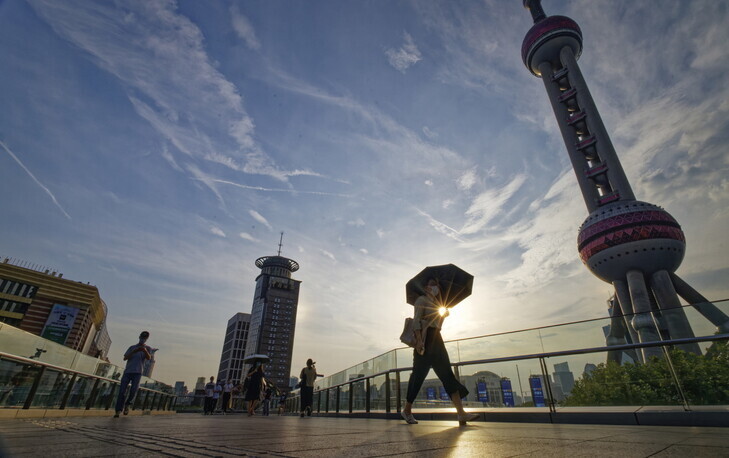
242, 354, 270, 364
406, 263, 474, 308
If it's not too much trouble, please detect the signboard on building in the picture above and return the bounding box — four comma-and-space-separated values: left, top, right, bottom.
439, 386, 449, 401
477, 381, 489, 402
529, 376, 546, 407
40, 304, 79, 345
426, 387, 436, 400
500, 378, 515, 407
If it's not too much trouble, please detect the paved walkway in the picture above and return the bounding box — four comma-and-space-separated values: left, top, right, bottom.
1, 413, 728, 457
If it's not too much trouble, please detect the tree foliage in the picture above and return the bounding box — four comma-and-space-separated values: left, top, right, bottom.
563, 340, 729, 406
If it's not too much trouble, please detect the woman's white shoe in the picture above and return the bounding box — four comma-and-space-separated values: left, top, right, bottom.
401, 411, 418, 424
457, 413, 480, 425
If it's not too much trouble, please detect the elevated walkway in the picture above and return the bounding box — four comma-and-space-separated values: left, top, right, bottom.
1, 414, 728, 457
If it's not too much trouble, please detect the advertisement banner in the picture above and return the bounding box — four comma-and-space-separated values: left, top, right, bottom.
500, 378, 515, 407
41, 304, 79, 345
529, 376, 546, 407
426, 387, 436, 401
477, 381, 489, 402
439, 386, 449, 401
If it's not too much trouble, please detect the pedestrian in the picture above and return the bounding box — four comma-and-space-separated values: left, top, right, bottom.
401, 278, 479, 425
222, 379, 234, 414
262, 385, 273, 416
244, 363, 265, 416
114, 331, 152, 417
213, 379, 223, 413
203, 376, 216, 415
277, 390, 287, 415
299, 358, 322, 417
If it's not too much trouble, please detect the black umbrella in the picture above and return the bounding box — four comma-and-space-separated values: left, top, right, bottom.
406, 263, 474, 308
243, 354, 270, 364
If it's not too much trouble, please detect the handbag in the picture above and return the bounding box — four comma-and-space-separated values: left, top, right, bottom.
400, 317, 417, 347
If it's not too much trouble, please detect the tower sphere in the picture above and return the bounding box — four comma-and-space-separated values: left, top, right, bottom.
578, 201, 685, 283
522, 15, 582, 77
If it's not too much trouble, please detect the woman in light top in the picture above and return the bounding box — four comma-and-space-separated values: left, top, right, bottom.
402, 277, 479, 425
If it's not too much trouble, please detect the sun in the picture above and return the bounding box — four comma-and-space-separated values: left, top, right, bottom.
438, 306, 447, 317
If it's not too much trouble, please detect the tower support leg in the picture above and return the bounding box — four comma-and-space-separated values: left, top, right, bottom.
626, 270, 663, 360
613, 279, 643, 363
670, 273, 729, 333
650, 270, 701, 354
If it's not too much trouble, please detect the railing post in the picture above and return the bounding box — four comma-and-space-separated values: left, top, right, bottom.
538, 358, 556, 414
660, 346, 691, 411
325, 389, 330, 413
348, 382, 353, 413
336, 386, 340, 413
395, 371, 401, 413
105, 384, 118, 410
385, 372, 391, 413
365, 377, 371, 413
59, 373, 77, 410
139, 390, 148, 411
22, 365, 45, 410
86, 378, 101, 410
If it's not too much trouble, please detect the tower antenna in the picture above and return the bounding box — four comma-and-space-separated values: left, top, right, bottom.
277, 232, 284, 256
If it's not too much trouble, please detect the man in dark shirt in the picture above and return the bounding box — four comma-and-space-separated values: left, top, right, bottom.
114, 331, 152, 417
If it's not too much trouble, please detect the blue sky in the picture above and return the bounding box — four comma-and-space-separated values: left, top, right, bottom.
1, 0, 727, 387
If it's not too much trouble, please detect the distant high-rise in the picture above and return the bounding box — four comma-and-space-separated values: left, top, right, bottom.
552, 362, 575, 395
243, 235, 301, 392
217, 312, 251, 384
521, 0, 729, 361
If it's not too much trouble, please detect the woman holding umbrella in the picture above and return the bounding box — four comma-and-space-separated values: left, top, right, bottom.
244, 362, 265, 416
402, 276, 479, 425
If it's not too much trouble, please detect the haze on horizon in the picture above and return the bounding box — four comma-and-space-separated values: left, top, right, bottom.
1, 0, 728, 387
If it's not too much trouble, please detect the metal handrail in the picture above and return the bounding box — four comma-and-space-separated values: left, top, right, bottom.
305, 333, 729, 393
0, 350, 172, 396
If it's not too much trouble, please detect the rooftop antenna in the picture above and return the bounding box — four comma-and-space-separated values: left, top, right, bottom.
277, 231, 284, 256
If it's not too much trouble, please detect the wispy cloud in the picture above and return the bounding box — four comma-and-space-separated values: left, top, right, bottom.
460, 174, 526, 235
239, 232, 258, 242
210, 226, 226, 237
249, 210, 272, 230
385, 31, 422, 73
230, 5, 260, 50
457, 169, 477, 191
0, 140, 71, 220
321, 250, 336, 262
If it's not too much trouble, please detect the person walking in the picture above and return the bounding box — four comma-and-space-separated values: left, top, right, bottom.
277, 390, 287, 415
262, 385, 273, 416
203, 376, 216, 415
213, 379, 223, 413
222, 379, 234, 414
299, 358, 322, 417
244, 363, 265, 416
402, 278, 479, 425
114, 331, 152, 418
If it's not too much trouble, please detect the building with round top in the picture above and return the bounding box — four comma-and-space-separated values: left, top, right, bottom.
520, 0, 729, 360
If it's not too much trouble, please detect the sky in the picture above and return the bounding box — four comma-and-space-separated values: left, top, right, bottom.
1, 0, 728, 387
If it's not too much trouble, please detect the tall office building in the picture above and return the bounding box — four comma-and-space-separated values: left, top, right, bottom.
217, 312, 251, 384
552, 362, 575, 395
0, 259, 111, 358
243, 244, 301, 393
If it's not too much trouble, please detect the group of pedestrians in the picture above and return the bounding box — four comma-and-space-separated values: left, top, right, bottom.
114, 277, 478, 425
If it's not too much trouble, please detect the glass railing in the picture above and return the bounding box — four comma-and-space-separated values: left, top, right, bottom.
0, 323, 175, 413
286, 298, 729, 414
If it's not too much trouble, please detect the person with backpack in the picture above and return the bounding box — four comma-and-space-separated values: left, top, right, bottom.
299, 358, 322, 417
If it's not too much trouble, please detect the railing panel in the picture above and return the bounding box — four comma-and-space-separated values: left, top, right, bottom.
0, 359, 40, 408
369, 375, 387, 412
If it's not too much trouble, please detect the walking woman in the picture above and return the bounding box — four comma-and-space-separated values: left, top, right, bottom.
299, 358, 322, 417
245, 363, 265, 416
402, 277, 479, 425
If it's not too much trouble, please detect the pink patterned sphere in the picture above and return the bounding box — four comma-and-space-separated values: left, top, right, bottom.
578, 201, 685, 282
522, 15, 582, 77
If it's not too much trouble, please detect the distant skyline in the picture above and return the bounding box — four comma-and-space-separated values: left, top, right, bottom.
1, 0, 728, 386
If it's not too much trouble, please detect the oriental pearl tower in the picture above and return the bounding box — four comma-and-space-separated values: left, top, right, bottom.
521, 0, 729, 361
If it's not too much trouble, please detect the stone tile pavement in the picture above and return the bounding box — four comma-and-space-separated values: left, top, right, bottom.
1, 413, 728, 457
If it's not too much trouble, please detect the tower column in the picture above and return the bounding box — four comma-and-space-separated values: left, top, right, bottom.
649, 270, 701, 354
613, 279, 642, 361
560, 47, 635, 203
626, 270, 662, 360
537, 60, 601, 210
670, 273, 729, 333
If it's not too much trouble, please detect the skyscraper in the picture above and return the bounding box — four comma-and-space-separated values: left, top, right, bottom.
217, 312, 251, 384
520, 0, 729, 361
243, 238, 301, 392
